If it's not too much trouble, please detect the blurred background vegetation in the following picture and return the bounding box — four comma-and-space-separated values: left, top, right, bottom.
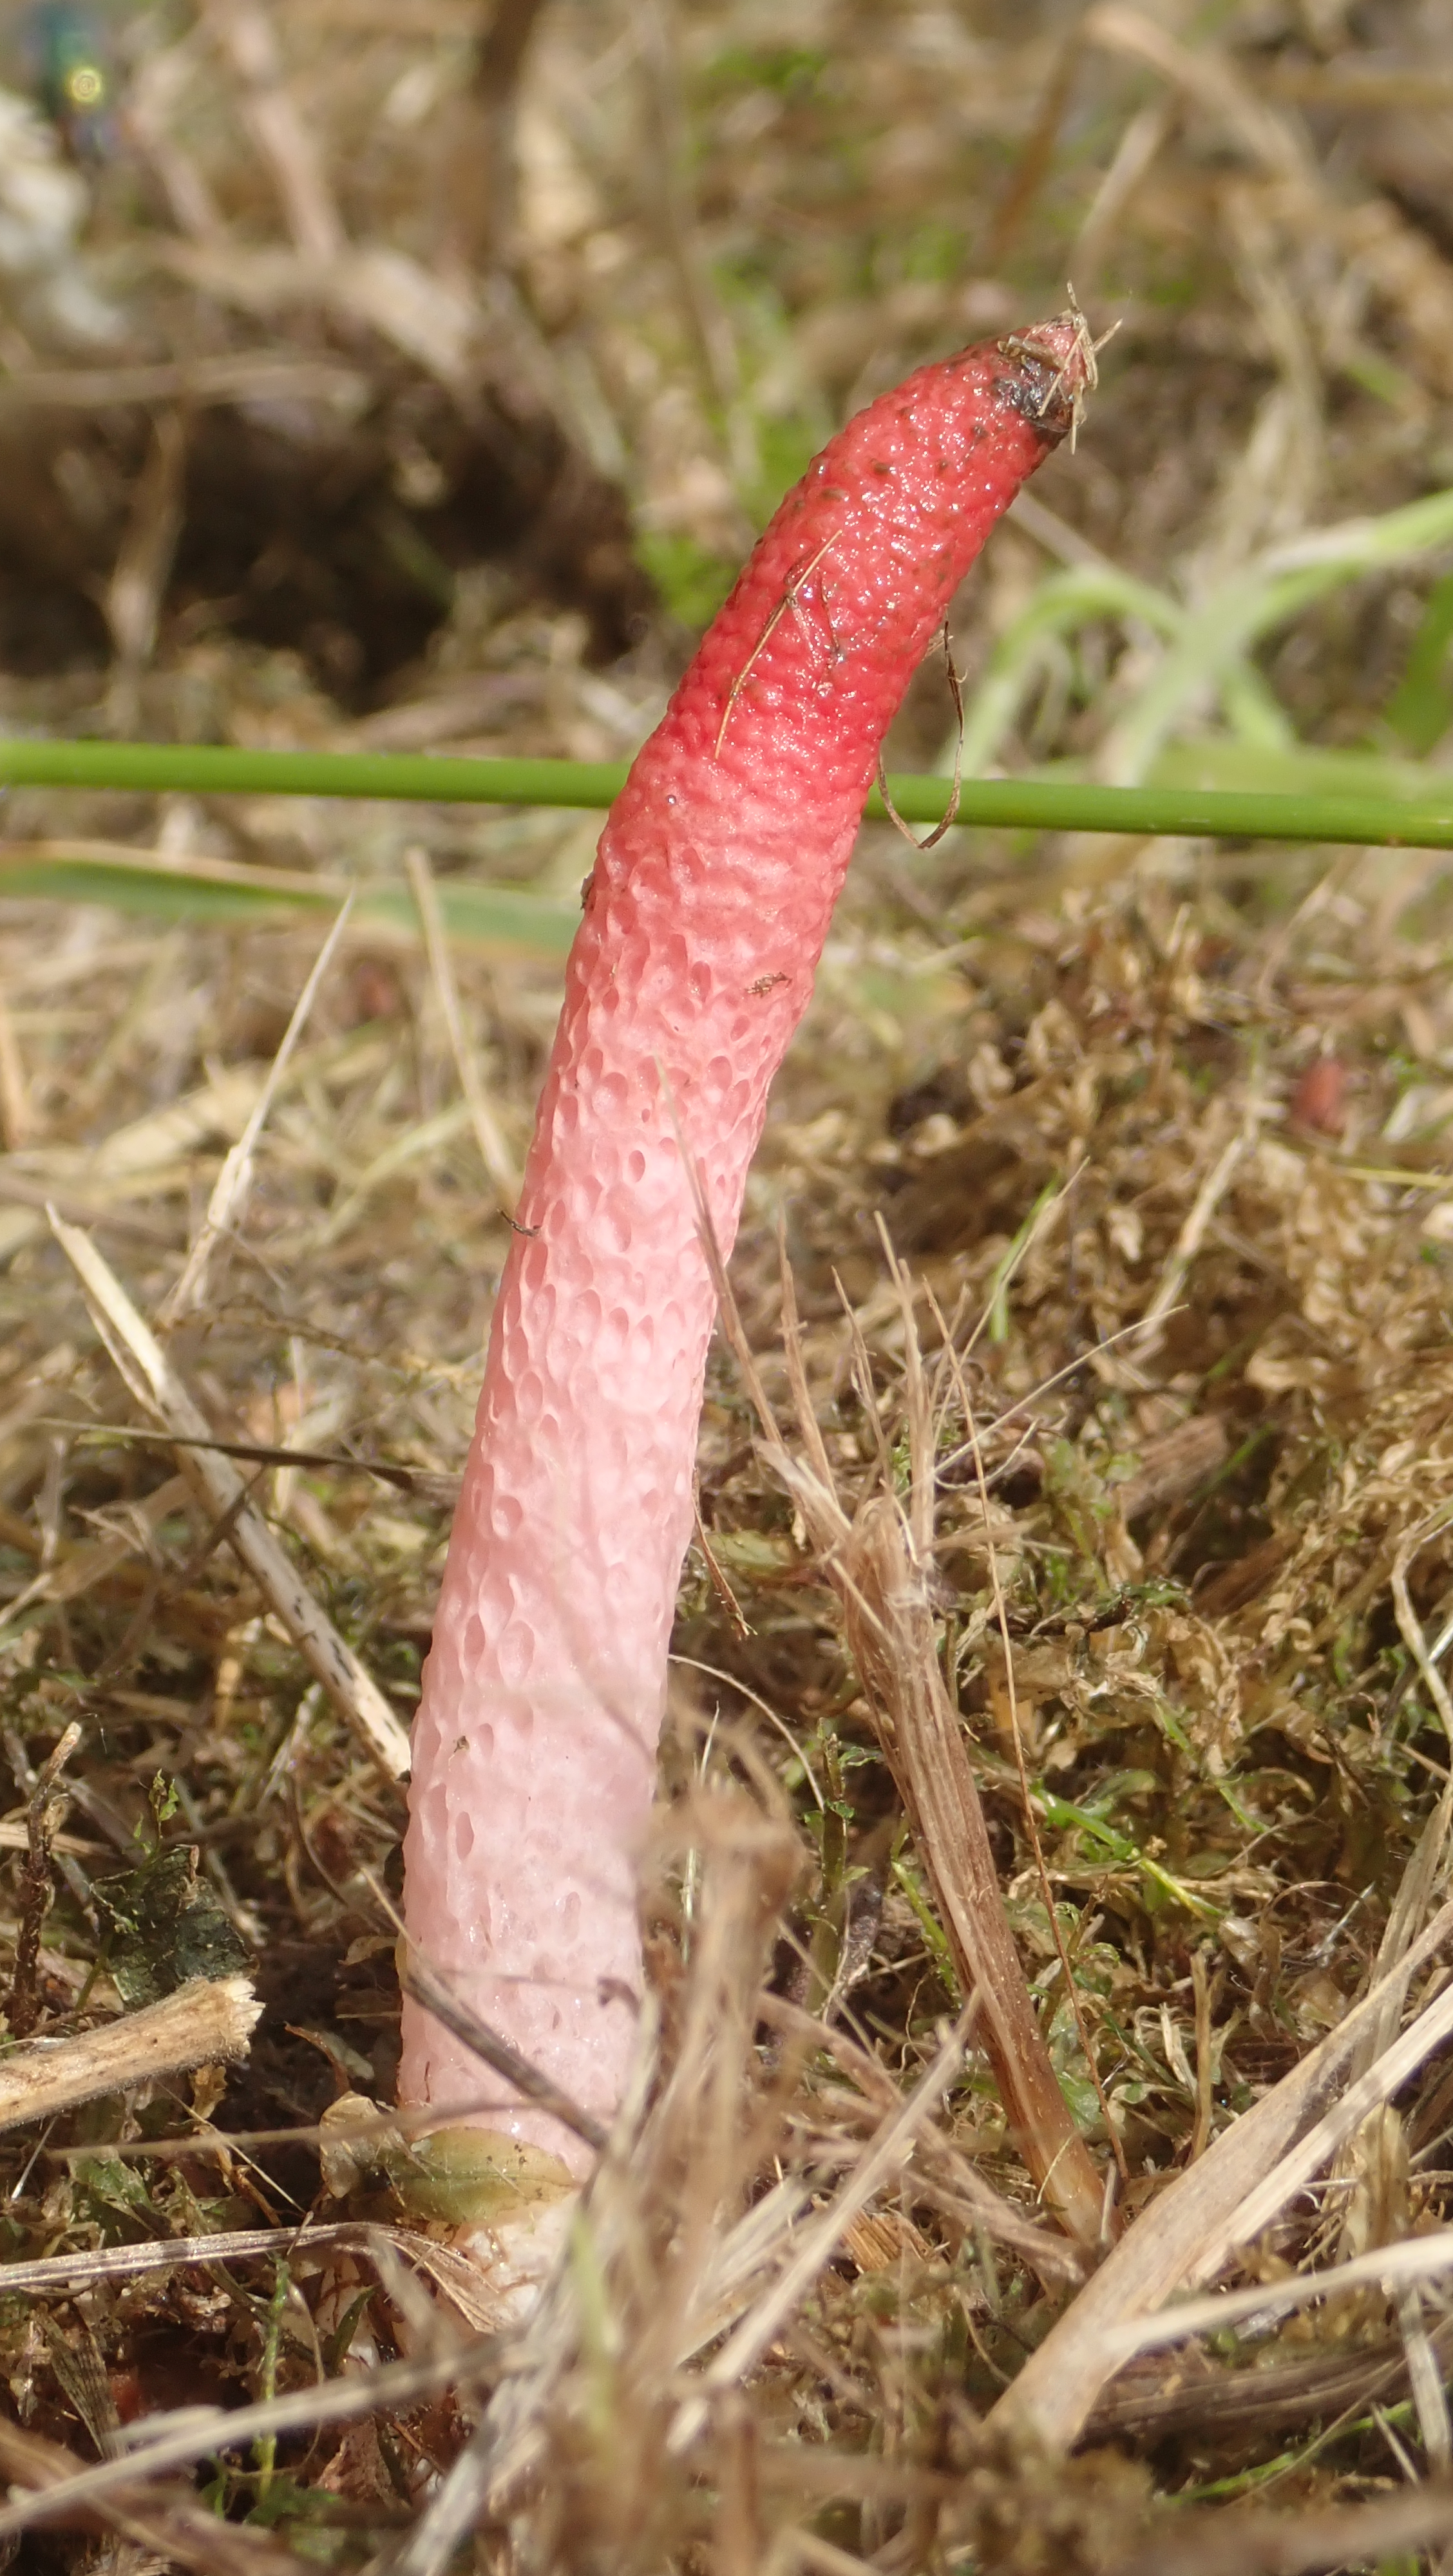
1, 0, 1453, 777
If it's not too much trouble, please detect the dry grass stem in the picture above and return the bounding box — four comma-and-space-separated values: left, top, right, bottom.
405, 843, 520, 1208
204, 0, 345, 264
698, 1195, 1108, 2246
0, 1974, 259, 2134
47, 1209, 412, 1777
1116, 2479, 1453, 2576
672, 2001, 976, 2449
103, 410, 189, 735
830, 1495, 1108, 2246
398, 1946, 607, 2153
160, 893, 356, 1322
5, 1716, 81, 2037
0, 2333, 498, 2543
756, 1992, 1085, 2283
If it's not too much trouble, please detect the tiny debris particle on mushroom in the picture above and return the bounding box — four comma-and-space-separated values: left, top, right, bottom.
397, 311, 1099, 2236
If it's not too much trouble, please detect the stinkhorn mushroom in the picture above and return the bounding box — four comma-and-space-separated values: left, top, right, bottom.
399, 310, 1099, 2262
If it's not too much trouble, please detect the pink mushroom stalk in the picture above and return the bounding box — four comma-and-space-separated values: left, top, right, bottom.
400, 312, 1096, 2190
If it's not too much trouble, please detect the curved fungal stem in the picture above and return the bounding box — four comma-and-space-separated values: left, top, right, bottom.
399, 311, 1106, 2251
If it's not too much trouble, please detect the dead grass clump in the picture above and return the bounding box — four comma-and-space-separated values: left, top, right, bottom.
8, 865, 1453, 2561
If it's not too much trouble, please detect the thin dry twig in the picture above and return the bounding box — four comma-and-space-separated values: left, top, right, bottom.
0, 2331, 500, 2543
1114, 2479, 1453, 2576
696, 1186, 1107, 2244
703, 1213, 1110, 2246
1, 1470, 193, 1627
0, 984, 31, 1151
4, 1718, 81, 2038
159, 895, 356, 1322
0, 2217, 515, 2349
0, 2414, 306, 2576
47, 1211, 412, 1779
404, 844, 519, 1209
0, 352, 366, 409
755, 1991, 1085, 2282
670, 2003, 977, 2452
1136, 1112, 1258, 1345
875, 623, 965, 849
1107, 2226, 1453, 2362
203, 0, 345, 263
1192, 1951, 1453, 2282
1190, 1946, 1215, 2161
397, 1947, 607, 2154
714, 532, 839, 755
103, 410, 189, 735
829, 1493, 1108, 2247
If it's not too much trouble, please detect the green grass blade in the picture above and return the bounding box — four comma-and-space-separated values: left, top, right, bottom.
1387, 570, 1453, 754
1103, 488, 1453, 783
947, 565, 1188, 778
0, 840, 578, 958
1216, 659, 1298, 752
0, 739, 634, 808
1149, 735, 1449, 802
868, 775, 1453, 842
5, 739, 1453, 848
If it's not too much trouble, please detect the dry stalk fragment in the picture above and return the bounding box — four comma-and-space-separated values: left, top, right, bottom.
832, 1497, 1107, 2247
0, 1973, 260, 2133
710, 1236, 1108, 2248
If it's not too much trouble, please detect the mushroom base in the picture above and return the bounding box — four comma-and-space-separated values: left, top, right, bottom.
397, 2123, 579, 2324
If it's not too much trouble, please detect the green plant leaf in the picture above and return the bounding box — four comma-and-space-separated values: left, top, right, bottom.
1103, 488, 1453, 782
1148, 735, 1447, 803
1386, 570, 1453, 755
634, 529, 737, 629
0, 838, 579, 958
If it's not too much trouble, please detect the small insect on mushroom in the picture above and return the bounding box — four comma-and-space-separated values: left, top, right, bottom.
398, 304, 1105, 2277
